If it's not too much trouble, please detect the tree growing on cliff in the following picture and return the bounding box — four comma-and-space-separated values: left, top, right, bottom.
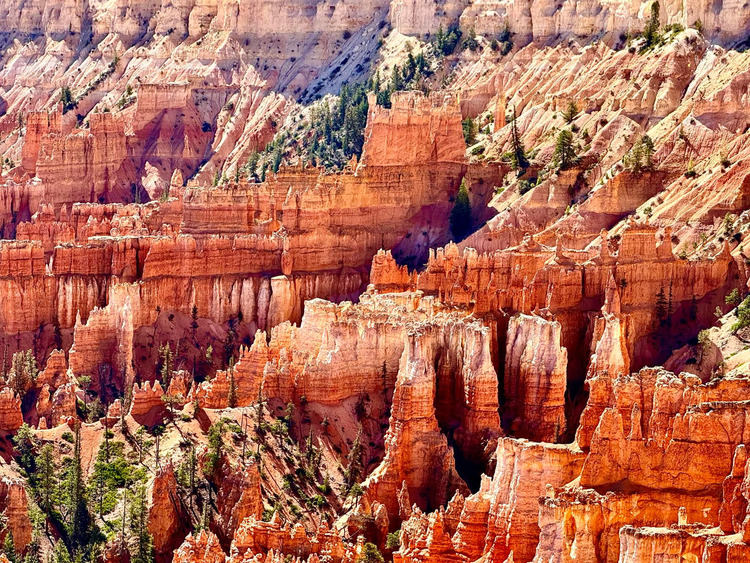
9, 350, 38, 399
356, 543, 385, 563
434, 25, 462, 56
64, 424, 95, 555
450, 179, 472, 242
344, 427, 364, 489
553, 129, 577, 170
129, 484, 154, 563
509, 106, 529, 171
643, 1, 661, 49
561, 101, 579, 124
60, 86, 77, 114
203, 421, 225, 477
462, 117, 477, 146
655, 286, 668, 324
623, 135, 655, 173
37, 444, 57, 521
158, 343, 173, 389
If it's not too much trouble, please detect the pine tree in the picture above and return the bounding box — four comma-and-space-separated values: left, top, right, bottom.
59, 86, 76, 114
553, 129, 577, 170
227, 366, 237, 408
37, 444, 57, 523
345, 426, 364, 488
51, 541, 71, 563
246, 151, 260, 181
66, 423, 92, 554
129, 484, 154, 563
4, 530, 17, 563
356, 543, 385, 563
655, 287, 668, 324
159, 343, 173, 389
449, 178, 472, 242
462, 117, 477, 146
561, 101, 579, 124
191, 305, 199, 337
12, 423, 36, 475
203, 421, 225, 477
643, 1, 661, 48
510, 106, 528, 171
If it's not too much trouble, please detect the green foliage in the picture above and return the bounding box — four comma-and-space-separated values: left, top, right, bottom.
60, 87, 77, 114
732, 297, 750, 333
51, 541, 71, 563
8, 350, 38, 399
461, 27, 479, 51
116, 85, 136, 110
386, 532, 401, 550
63, 425, 96, 555
623, 135, 655, 173
518, 178, 538, 195
642, 1, 661, 49
495, 23, 513, 55
434, 25, 462, 56
356, 543, 384, 563
13, 423, 36, 475
509, 106, 529, 171
88, 441, 146, 516
726, 289, 742, 306
692, 19, 704, 35
462, 117, 477, 146
129, 483, 154, 563
203, 421, 225, 477
37, 443, 57, 514
685, 159, 697, 178
344, 427, 364, 488
553, 129, 577, 170
287, 81, 370, 172
159, 343, 173, 389
449, 178, 472, 241
348, 483, 364, 498
561, 101, 579, 124
4, 529, 17, 563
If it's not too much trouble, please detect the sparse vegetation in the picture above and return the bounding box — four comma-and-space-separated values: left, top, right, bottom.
449, 178, 472, 241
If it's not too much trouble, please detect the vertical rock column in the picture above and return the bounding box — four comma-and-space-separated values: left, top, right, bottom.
504, 314, 568, 442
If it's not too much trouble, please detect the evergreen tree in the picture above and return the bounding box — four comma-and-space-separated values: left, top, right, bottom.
37, 444, 57, 521
462, 117, 477, 146
203, 421, 225, 477
66, 423, 93, 554
553, 129, 577, 170
510, 106, 528, 171
655, 286, 668, 323
51, 541, 71, 563
9, 350, 37, 399
561, 101, 579, 124
12, 423, 36, 476
643, 1, 661, 48
345, 427, 364, 488
449, 179, 472, 241
356, 543, 385, 563
227, 366, 237, 408
246, 151, 260, 181
129, 484, 154, 563
4, 530, 17, 563
60, 87, 77, 114
159, 343, 173, 389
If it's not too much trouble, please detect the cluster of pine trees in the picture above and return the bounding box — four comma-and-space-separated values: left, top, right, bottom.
12, 421, 155, 563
